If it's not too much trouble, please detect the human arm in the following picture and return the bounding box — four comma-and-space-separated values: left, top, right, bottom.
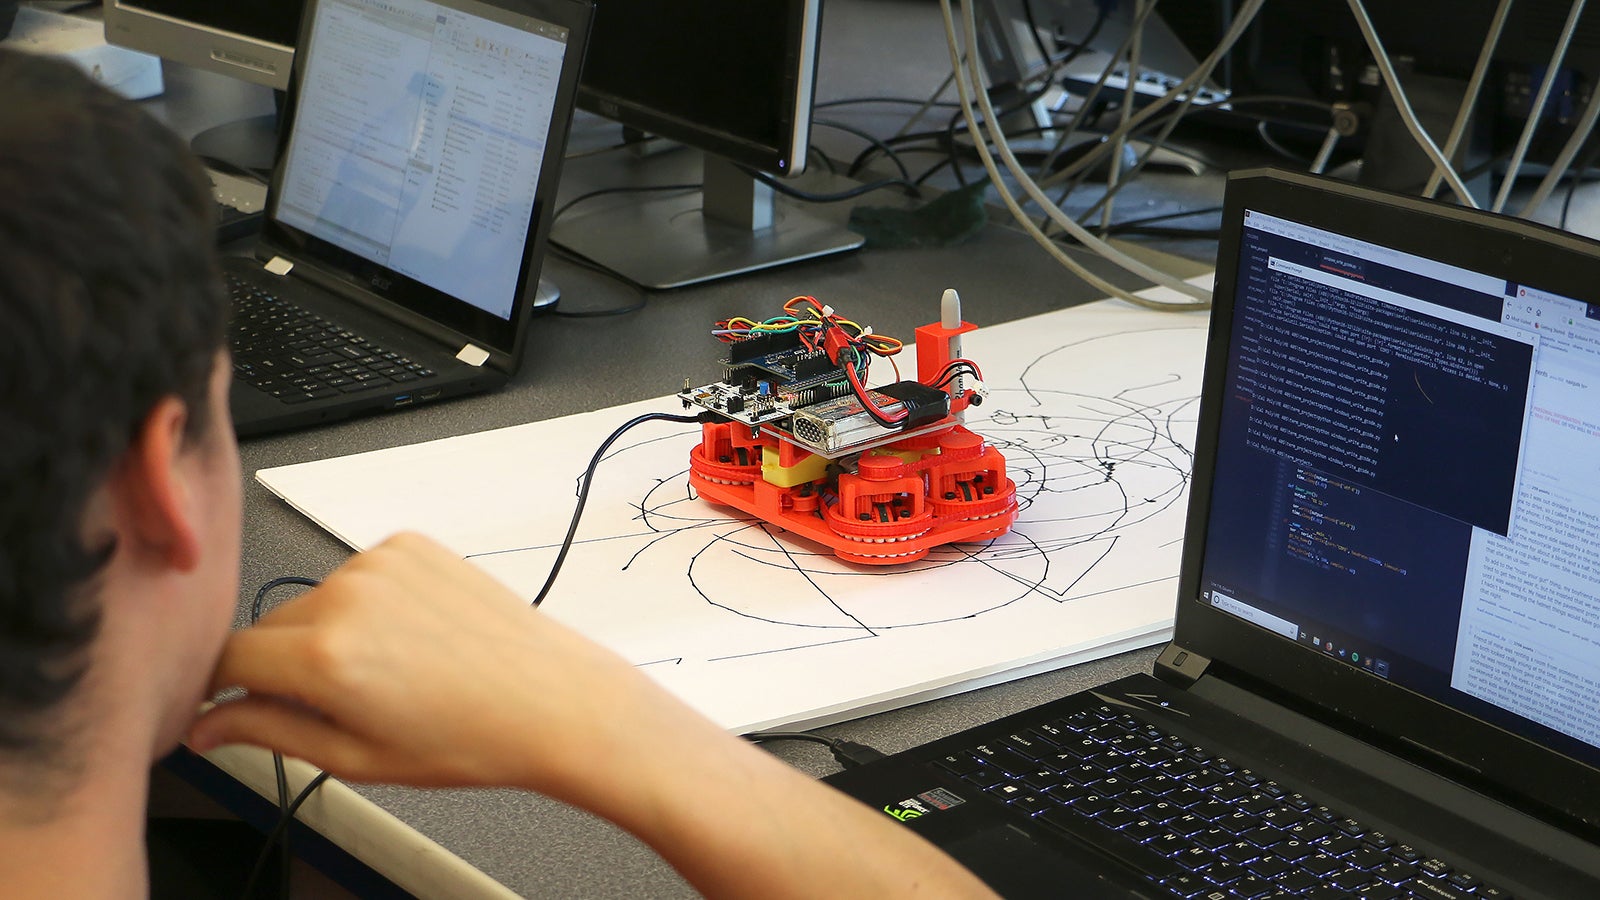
188, 532, 998, 899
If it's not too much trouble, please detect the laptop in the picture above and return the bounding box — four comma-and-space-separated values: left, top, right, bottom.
825, 169, 1600, 899
225, 0, 593, 436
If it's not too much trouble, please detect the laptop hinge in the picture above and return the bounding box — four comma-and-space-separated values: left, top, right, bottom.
455, 344, 490, 367
263, 256, 294, 276
1154, 643, 1211, 689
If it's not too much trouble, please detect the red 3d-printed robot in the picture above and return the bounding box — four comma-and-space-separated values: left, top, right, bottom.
681, 291, 1018, 564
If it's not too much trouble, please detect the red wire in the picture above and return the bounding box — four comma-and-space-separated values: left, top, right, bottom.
844, 357, 906, 424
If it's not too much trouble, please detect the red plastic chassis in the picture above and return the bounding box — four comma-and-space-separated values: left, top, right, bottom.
687, 315, 1019, 564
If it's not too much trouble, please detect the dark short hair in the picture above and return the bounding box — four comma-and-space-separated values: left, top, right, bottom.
0, 50, 226, 770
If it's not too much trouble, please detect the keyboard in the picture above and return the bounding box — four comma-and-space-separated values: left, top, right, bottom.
936, 704, 1512, 899
228, 276, 434, 405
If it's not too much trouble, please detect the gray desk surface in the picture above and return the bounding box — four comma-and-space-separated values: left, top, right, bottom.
141, 1, 1206, 893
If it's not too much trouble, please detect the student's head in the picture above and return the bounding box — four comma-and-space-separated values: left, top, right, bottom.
0, 50, 236, 807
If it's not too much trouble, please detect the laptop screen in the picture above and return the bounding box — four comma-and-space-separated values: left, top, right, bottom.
264, 0, 581, 351
1199, 197, 1600, 769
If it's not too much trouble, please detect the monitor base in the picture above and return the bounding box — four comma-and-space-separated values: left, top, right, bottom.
190, 113, 280, 178
550, 154, 863, 290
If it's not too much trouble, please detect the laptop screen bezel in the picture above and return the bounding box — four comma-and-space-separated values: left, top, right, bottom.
1176, 168, 1600, 839
254, 0, 594, 368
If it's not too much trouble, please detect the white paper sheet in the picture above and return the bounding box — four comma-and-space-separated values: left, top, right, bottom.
258, 285, 1212, 732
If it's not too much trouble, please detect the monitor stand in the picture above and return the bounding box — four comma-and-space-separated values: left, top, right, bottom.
549, 154, 864, 290
190, 113, 281, 178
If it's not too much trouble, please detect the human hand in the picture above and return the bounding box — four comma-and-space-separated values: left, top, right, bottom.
188, 532, 665, 802
190, 534, 1002, 900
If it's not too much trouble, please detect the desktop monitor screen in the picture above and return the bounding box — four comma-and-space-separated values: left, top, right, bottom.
549, 0, 862, 290
103, 0, 304, 91
574, 0, 819, 176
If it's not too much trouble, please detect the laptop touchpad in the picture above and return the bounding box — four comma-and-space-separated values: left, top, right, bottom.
945, 824, 1158, 899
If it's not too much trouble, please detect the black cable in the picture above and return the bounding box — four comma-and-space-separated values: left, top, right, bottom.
1104, 224, 1222, 239
912, 154, 957, 187
247, 576, 321, 900
746, 730, 835, 748
813, 118, 914, 184
1219, 94, 1338, 115
1047, 207, 1225, 245
847, 126, 961, 179
743, 166, 919, 203
532, 411, 711, 607
1019, 0, 1057, 75
551, 182, 701, 223
815, 96, 962, 111
545, 246, 650, 318
239, 772, 333, 900
273, 757, 289, 900
1101, 205, 1224, 233
931, 360, 983, 389
806, 144, 838, 175
252, 576, 320, 624
744, 731, 888, 768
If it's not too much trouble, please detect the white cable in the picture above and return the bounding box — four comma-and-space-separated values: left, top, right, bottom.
938, 0, 1206, 309
1423, 0, 1515, 199
1101, 0, 1149, 230
1520, 68, 1600, 216
1344, 0, 1478, 208
948, 0, 1268, 307
1071, 45, 1221, 228
946, 0, 1212, 307
1045, 0, 1268, 186
1496, 0, 1587, 213
1036, 3, 1157, 180
895, 68, 958, 141
1310, 125, 1341, 175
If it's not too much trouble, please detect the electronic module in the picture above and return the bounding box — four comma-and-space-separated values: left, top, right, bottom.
680, 291, 1018, 564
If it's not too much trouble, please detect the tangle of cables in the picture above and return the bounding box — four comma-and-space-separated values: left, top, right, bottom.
715, 295, 983, 430
936, 0, 1282, 312
918, 0, 1600, 312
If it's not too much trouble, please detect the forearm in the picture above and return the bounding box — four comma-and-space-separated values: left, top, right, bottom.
533, 681, 996, 899
642, 735, 994, 899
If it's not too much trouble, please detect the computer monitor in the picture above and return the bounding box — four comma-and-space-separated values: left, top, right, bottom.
103, 0, 304, 172
546, 0, 862, 290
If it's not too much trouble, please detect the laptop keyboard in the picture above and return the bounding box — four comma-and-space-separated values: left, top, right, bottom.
228, 275, 435, 405
937, 703, 1513, 899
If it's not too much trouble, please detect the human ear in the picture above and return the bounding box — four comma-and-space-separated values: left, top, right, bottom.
110, 396, 202, 572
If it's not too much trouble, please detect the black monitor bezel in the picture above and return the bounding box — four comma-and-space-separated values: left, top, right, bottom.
1177, 168, 1600, 840
572, 0, 820, 177
255, 0, 593, 366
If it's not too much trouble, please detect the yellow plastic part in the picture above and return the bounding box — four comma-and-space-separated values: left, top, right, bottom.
761, 445, 830, 488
